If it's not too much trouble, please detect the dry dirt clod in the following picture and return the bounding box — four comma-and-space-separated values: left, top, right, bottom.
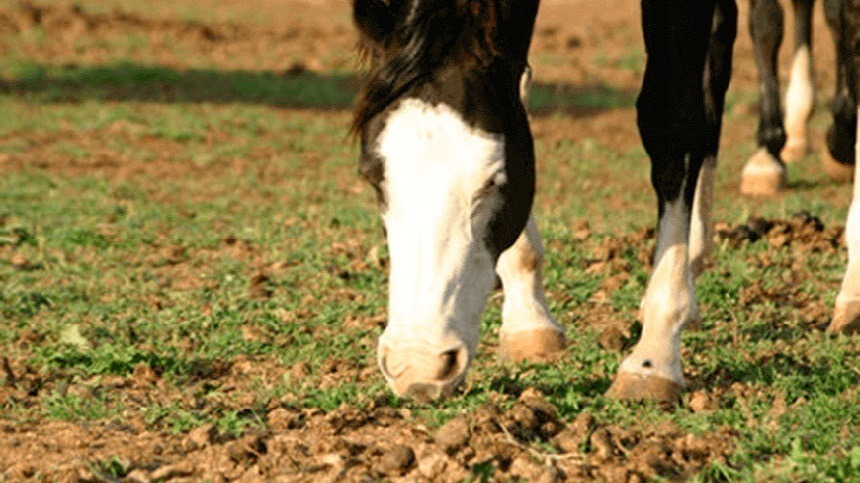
551, 429, 578, 455
228, 434, 268, 465
125, 469, 152, 483
589, 428, 614, 460
183, 423, 215, 450
598, 326, 626, 352
434, 416, 470, 452
10, 253, 29, 270
553, 412, 595, 453
688, 390, 711, 413
267, 407, 301, 431
378, 444, 415, 475
248, 272, 273, 299
132, 363, 159, 387
150, 462, 194, 481
509, 453, 548, 481
509, 403, 540, 436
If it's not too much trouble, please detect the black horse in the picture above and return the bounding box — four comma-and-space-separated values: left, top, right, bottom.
741, 0, 859, 194
351, 0, 858, 402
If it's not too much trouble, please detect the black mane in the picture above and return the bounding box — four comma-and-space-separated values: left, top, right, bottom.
352, 0, 502, 134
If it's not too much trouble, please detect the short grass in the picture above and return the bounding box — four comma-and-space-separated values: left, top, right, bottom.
2, 22, 859, 483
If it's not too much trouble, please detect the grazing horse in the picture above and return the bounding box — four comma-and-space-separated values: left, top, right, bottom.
352, 0, 856, 403
352, 0, 564, 400
740, 0, 858, 195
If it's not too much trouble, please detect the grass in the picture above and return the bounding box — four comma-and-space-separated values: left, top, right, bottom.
1, 6, 859, 481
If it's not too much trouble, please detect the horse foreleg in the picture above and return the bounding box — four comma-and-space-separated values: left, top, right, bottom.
610, 0, 736, 403
496, 214, 566, 360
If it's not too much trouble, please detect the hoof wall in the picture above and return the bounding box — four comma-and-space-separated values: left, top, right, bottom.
499, 328, 565, 362
821, 151, 855, 182
781, 140, 808, 163
829, 303, 860, 335
740, 150, 787, 196
606, 372, 683, 404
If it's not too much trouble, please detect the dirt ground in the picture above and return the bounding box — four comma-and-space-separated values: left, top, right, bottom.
0, 0, 855, 481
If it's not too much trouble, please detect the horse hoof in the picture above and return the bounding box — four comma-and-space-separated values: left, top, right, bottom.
740, 149, 787, 196
499, 327, 565, 362
821, 150, 855, 182
829, 303, 860, 335
781, 140, 808, 163
606, 371, 683, 404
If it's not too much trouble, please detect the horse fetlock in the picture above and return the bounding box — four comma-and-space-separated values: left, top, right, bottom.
378, 342, 471, 401
740, 148, 787, 196
781, 138, 809, 163
821, 147, 856, 181
830, 294, 860, 335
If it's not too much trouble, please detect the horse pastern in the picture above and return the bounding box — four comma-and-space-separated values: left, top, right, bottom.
829, 302, 860, 335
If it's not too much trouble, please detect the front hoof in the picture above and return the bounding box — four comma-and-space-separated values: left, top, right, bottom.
821, 150, 855, 182
740, 149, 787, 196
499, 328, 565, 362
829, 302, 860, 335
781, 139, 808, 163
606, 371, 683, 404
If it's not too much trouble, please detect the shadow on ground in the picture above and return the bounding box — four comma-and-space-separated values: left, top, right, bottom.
0, 62, 638, 115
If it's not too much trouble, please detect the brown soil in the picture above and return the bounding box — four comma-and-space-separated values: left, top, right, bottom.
0, 0, 851, 481
1, 210, 842, 481
1, 379, 737, 482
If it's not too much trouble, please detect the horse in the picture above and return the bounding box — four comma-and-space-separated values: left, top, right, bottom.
739, 0, 858, 195
351, 0, 858, 403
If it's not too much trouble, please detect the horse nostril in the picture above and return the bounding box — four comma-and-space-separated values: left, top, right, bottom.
436, 346, 468, 382
438, 349, 458, 380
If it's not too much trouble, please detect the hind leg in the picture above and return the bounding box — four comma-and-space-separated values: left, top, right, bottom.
783, 0, 817, 162
741, 0, 788, 195
497, 215, 566, 360
822, 0, 857, 180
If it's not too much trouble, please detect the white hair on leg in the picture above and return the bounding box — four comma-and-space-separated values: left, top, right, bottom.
609, 196, 695, 401
496, 214, 564, 360
783, 45, 815, 162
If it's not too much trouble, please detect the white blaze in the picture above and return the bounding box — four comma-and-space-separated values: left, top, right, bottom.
376, 98, 507, 355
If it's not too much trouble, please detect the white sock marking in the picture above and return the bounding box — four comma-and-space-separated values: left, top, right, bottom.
621, 197, 694, 384
784, 45, 815, 148
496, 214, 562, 335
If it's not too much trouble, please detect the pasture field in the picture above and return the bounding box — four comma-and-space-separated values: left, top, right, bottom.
1, 0, 858, 480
